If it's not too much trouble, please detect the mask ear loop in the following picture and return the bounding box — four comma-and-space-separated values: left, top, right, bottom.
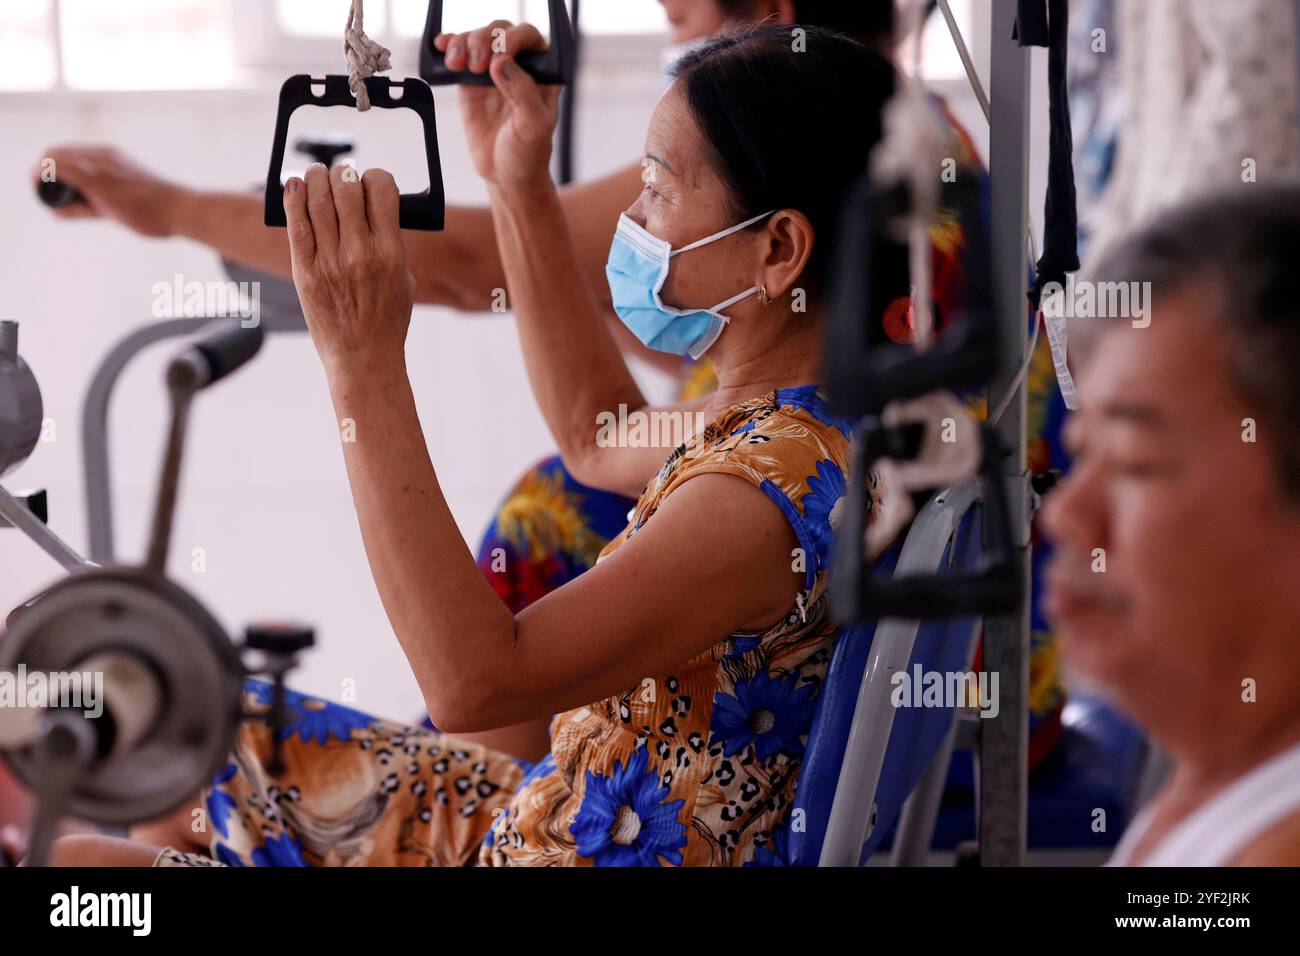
682, 285, 766, 361
670, 210, 776, 258
669, 210, 777, 331
709, 286, 762, 317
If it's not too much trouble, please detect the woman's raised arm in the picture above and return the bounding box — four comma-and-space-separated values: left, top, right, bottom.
447, 22, 692, 495
281, 164, 797, 732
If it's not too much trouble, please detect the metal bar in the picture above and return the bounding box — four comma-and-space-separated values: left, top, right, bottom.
819, 480, 979, 866
556, 0, 580, 185
0, 484, 91, 573
1295, 0, 1300, 130
143, 375, 197, 575
890, 650, 982, 866
979, 0, 1032, 868
890, 709, 959, 866
50, 0, 66, 92
938, 0, 991, 123
82, 318, 211, 562
817, 620, 921, 866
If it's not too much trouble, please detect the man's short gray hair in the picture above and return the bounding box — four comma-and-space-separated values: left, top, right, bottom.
1088, 184, 1300, 498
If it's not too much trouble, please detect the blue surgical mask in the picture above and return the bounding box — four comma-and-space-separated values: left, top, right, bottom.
605, 211, 773, 359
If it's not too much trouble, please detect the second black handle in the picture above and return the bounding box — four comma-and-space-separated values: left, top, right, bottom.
36, 180, 85, 208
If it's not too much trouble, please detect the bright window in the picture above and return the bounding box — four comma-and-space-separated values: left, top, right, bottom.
276, 0, 388, 38
1, 1, 980, 91
401, 0, 534, 36
391, 0, 438, 37
0, 0, 58, 90
526, 0, 666, 36
59, 0, 233, 90
274, 1, 669, 40
917, 0, 976, 83
387, 1, 667, 38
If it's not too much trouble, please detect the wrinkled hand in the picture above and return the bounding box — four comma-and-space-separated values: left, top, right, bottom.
284, 164, 415, 376
33, 145, 184, 237
433, 22, 562, 191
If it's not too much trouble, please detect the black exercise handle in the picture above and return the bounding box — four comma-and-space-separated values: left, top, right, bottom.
428, 47, 553, 87
826, 172, 1000, 419
420, 0, 576, 87
265, 75, 447, 232
830, 424, 1024, 623
174, 321, 265, 390
295, 136, 354, 169
36, 179, 85, 209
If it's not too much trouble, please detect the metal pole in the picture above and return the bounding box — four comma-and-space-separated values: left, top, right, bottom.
556, 0, 580, 185
0, 485, 91, 572
1294, 0, 1300, 131
979, 0, 1032, 868
82, 318, 211, 562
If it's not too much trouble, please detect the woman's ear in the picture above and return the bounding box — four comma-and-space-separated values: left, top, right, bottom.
757, 210, 814, 302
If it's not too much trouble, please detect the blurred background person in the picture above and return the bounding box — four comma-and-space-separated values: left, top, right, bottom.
1044, 186, 1300, 866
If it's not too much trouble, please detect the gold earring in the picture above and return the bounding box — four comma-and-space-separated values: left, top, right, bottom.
758, 285, 772, 305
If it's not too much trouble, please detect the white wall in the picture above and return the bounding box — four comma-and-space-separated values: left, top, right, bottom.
0, 9, 1044, 722
0, 50, 674, 722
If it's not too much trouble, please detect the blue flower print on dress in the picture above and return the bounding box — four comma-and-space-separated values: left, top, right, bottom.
711, 669, 818, 762
571, 747, 687, 866
801, 458, 845, 573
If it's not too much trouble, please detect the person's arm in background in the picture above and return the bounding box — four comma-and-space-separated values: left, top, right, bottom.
32, 145, 632, 310
33, 146, 678, 373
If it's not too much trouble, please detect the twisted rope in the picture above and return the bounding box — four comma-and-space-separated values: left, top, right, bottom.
344, 0, 391, 111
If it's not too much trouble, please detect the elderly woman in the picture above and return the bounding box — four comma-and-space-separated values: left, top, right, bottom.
27, 0, 1066, 770
49, 23, 896, 868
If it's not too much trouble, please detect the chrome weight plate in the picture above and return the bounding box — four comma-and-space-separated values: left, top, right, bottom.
0, 567, 244, 825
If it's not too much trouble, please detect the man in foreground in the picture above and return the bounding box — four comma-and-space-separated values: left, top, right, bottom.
1042, 185, 1300, 866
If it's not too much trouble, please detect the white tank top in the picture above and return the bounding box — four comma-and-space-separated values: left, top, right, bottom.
1108, 739, 1300, 866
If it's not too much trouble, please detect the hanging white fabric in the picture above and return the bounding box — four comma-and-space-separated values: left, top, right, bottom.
1087, 0, 1300, 263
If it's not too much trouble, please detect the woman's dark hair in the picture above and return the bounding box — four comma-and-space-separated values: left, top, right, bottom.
671, 24, 897, 298
1090, 184, 1300, 498
715, 0, 897, 51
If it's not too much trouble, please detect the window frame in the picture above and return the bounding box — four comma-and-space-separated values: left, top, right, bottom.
3, 0, 987, 108
230, 0, 669, 78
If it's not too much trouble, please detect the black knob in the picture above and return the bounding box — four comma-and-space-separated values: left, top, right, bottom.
9, 488, 49, 524
1031, 469, 1063, 498
173, 322, 265, 390
294, 136, 355, 169
36, 180, 85, 208
245, 622, 315, 655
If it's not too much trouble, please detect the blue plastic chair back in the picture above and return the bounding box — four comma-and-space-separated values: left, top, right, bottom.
787, 505, 985, 866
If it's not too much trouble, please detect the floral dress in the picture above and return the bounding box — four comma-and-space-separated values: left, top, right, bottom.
472, 98, 1068, 761
158, 386, 862, 868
